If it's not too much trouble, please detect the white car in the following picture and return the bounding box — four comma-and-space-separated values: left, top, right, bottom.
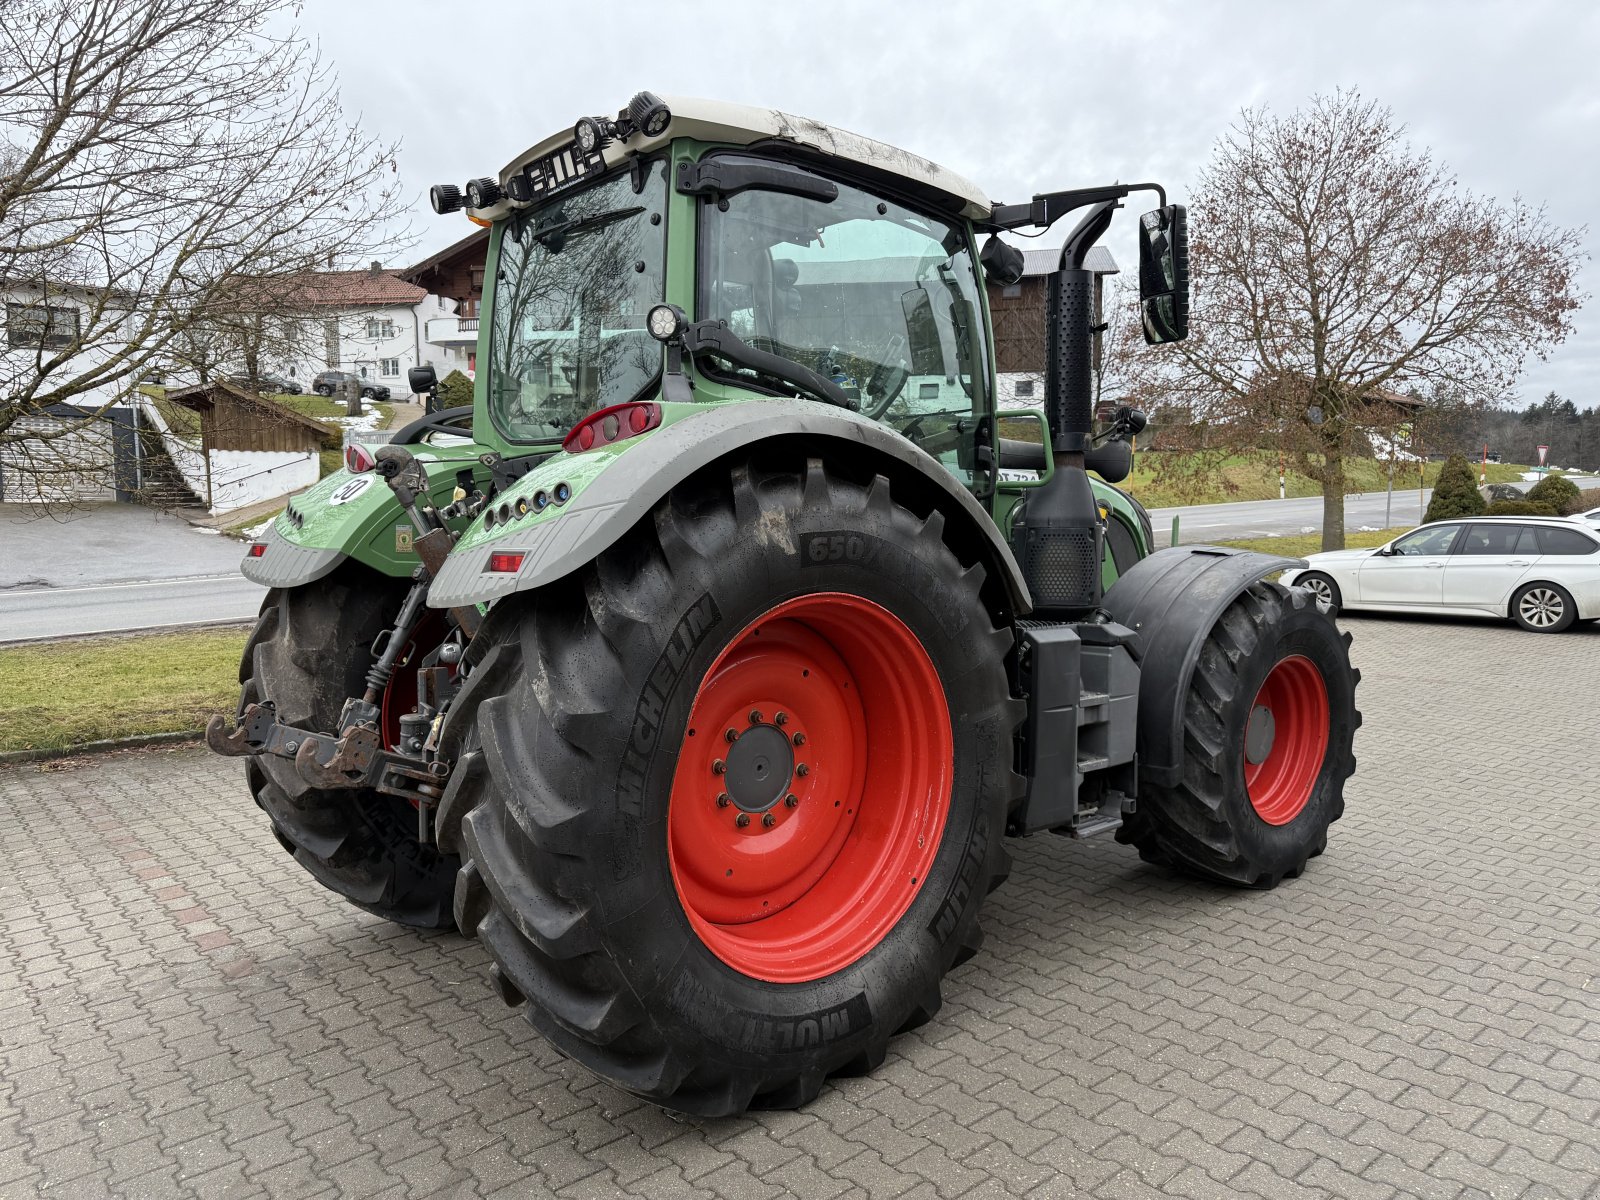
1580, 506, 1600, 529
1281, 517, 1600, 633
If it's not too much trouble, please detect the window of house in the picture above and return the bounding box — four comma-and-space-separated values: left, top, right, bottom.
6, 302, 81, 350
366, 318, 396, 340
380, 358, 399, 376
1014, 379, 1035, 398
358, 366, 368, 378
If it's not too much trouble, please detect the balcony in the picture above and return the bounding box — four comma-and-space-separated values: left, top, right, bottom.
424, 316, 480, 347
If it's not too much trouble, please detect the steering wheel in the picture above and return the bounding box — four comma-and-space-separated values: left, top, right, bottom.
860, 351, 911, 420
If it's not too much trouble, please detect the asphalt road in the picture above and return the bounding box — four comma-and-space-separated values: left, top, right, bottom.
0, 573, 264, 643
1150, 488, 1437, 545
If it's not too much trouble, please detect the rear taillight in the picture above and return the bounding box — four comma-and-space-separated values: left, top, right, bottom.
345, 444, 376, 473
563, 402, 662, 453
247, 543, 267, 558
487, 551, 525, 574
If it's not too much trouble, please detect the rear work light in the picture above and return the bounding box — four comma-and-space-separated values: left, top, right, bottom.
345, 444, 377, 473
487, 551, 526, 574
563, 402, 662, 453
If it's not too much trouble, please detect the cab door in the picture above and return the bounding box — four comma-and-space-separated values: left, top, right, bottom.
1441, 523, 1538, 614
1357, 524, 1463, 606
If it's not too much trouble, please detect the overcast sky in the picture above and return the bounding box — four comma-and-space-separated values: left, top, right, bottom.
301, 0, 1597, 408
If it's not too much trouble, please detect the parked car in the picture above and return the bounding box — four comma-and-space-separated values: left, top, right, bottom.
224, 371, 301, 395
311, 370, 391, 401
1282, 517, 1600, 634
1580, 506, 1600, 529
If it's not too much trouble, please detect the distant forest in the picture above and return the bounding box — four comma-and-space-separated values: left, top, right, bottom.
1425, 393, 1598, 470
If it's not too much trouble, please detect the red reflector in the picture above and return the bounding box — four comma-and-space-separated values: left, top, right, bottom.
563, 402, 662, 452
247, 543, 267, 558
345, 443, 376, 473
487, 551, 525, 574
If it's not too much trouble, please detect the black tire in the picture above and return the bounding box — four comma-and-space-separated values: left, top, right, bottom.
314, 384, 332, 396
239, 562, 459, 927
1295, 570, 1341, 611
1116, 582, 1359, 887
1511, 581, 1577, 633
362, 387, 377, 399
436, 458, 1022, 1115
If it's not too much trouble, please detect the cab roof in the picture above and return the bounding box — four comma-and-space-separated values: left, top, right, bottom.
489, 95, 992, 222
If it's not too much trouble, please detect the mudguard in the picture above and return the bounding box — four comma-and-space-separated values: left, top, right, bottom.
239, 445, 486, 590
1101, 545, 1307, 789
427, 399, 1031, 614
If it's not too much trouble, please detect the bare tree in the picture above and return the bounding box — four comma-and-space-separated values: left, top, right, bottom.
1127, 90, 1585, 548
0, 0, 408, 497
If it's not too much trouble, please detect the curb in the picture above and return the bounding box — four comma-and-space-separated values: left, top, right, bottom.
0, 730, 204, 766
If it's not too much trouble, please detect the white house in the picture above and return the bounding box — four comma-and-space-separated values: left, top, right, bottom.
272, 264, 456, 394
0, 281, 145, 502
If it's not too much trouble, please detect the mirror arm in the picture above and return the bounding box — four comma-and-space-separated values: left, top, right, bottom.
987, 182, 1167, 232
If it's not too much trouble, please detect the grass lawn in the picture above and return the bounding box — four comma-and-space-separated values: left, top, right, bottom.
1212, 527, 1414, 557
275, 394, 394, 429
1121, 455, 1529, 508
0, 628, 247, 754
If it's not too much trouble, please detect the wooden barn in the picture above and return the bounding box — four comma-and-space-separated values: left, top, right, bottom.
163, 381, 336, 454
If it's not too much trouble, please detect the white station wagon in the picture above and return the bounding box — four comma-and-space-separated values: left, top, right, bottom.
1282, 517, 1600, 634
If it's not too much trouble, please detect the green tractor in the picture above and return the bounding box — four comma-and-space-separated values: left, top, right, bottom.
210, 93, 1359, 1116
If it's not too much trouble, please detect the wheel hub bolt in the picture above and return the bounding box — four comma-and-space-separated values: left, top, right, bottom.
792, 732, 806, 746
762, 813, 776, 828
795, 763, 809, 777
725, 728, 739, 743
716, 793, 731, 807
775, 712, 788, 726
736, 813, 750, 828
711, 758, 725, 775
749, 710, 763, 724
785, 793, 798, 808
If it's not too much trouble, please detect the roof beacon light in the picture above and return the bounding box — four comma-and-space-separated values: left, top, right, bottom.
345, 444, 376, 473
563, 401, 662, 453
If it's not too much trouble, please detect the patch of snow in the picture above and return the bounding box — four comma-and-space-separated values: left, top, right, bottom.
1358, 525, 1377, 532
1367, 432, 1421, 462
1299, 526, 1317, 534
192, 527, 222, 536
242, 519, 274, 539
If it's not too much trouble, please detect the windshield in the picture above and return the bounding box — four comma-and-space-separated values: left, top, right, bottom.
697, 154, 990, 486
488, 159, 668, 442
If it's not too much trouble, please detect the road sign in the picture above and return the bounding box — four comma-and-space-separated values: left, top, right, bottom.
1538, 445, 1550, 466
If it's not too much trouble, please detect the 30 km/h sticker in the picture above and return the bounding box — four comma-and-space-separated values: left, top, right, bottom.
327, 476, 375, 506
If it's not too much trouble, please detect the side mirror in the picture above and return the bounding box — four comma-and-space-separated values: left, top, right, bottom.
407, 365, 438, 395
1138, 204, 1189, 345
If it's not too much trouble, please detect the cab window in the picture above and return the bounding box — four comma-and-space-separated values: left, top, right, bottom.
698, 154, 991, 489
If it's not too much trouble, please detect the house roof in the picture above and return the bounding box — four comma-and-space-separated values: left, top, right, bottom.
1020, 247, 1119, 278
402, 229, 489, 284
287, 268, 427, 308
164, 381, 338, 440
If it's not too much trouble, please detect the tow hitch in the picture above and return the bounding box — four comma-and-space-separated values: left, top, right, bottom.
208, 443, 473, 843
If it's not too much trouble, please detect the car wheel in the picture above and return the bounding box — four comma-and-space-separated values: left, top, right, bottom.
362, 387, 377, 399
315, 385, 332, 396
1296, 571, 1342, 611
1511, 582, 1577, 633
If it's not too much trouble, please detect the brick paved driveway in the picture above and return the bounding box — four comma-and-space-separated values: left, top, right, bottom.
3, 615, 1598, 1198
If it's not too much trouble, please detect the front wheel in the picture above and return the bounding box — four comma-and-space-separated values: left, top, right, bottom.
1117, 582, 1360, 887
1512, 582, 1577, 633
1295, 570, 1341, 611
437, 458, 1022, 1115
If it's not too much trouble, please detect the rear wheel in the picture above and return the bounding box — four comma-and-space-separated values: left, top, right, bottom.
437, 458, 1021, 1115
314, 384, 332, 396
1512, 582, 1576, 633
1117, 582, 1359, 887
240, 562, 459, 927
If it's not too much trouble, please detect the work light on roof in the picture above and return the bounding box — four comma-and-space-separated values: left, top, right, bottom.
573, 116, 611, 155
465, 177, 502, 209
429, 183, 464, 214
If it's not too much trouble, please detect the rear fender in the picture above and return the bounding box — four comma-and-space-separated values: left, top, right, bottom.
241, 448, 488, 589
1102, 546, 1307, 789
427, 399, 1031, 618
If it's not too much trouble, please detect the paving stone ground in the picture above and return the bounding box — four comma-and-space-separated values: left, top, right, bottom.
2, 614, 1598, 1199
